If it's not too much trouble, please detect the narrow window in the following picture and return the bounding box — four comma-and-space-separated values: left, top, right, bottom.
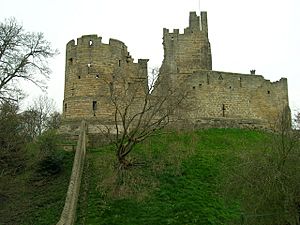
89, 40, 93, 46
267, 90, 270, 94
118, 60, 121, 67
222, 104, 226, 117
92, 101, 97, 116
68, 58, 73, 65
96, 74, 99, 78
229, 86, 232, 89
92, 101, 97, 111
78, 75, 81, 79
64, 103, 67, 113
199, 83, 202, 87
239, 77, 242, 87
192, 86, 196, 90
207, 74, 210, 84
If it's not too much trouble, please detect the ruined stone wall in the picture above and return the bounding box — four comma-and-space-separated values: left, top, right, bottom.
171, 70, 289, 128
63, 34, 148, 120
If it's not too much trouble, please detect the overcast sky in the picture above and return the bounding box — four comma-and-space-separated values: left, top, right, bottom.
1, 0, 299, 114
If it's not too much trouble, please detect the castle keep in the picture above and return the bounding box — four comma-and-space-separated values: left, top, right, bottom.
63, 36, 148, 121
62, 11, 289, 132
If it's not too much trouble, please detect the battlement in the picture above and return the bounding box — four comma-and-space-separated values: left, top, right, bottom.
138, 59, 149, 68
163, 28, 181, 35
188, 70, 288, 89
188, 11, 200, 32
163, 11, 208, 37
77, 34, 102, 47
65, 34, 141, 72
66, 34, 128, 52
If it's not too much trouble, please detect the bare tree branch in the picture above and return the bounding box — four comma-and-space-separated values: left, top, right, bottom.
0, 18, 58, 102
97, 68, 189, 169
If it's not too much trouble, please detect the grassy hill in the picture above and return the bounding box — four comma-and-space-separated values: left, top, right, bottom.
0, 139, 74, 225
1, 128, 298, 225
76, 128, 299, 225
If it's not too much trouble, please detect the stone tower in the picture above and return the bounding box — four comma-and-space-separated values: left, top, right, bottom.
63, 35, 148, 122
160, 11, 212, 76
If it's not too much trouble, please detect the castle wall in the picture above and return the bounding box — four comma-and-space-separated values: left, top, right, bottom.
172, 70, 289, 128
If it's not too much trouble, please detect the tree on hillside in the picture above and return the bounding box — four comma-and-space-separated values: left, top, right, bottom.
45, 111, 61, 130
294, 111, 300, 130
222, 108, 300, 225
0, 101, 26, 175
98, 69, 189, 169
0, 18, 58, 102
21, 95, 57, 140
20, 109, 40, 141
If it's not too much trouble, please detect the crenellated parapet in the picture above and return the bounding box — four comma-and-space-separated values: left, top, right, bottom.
185, 11, 208, 34
66, 35, 131, 65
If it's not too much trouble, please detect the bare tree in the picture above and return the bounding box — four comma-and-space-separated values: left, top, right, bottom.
98, 69, 188, 169
20, 109, 40, 140
0, 18, 58, 102
294, 111, 300, 130
222, 108, 300, 225
22, 95, 56, 139
45, 111, 61, 130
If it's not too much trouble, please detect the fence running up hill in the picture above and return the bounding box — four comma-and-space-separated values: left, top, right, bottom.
57, 120, 87, 225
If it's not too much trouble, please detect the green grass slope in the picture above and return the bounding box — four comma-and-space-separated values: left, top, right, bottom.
0, 149, 74, 225
76, 129, 271, 225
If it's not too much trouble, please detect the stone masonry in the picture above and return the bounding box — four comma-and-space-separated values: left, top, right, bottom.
62, 35, 148, 130
61, 11, 290, 133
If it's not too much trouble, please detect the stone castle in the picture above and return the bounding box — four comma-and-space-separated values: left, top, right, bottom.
61, 11, 290, 133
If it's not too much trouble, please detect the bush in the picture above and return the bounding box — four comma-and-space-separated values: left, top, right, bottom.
36, 130, 59, 157
36, 154, 64, 176
35, 130, 64, 176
